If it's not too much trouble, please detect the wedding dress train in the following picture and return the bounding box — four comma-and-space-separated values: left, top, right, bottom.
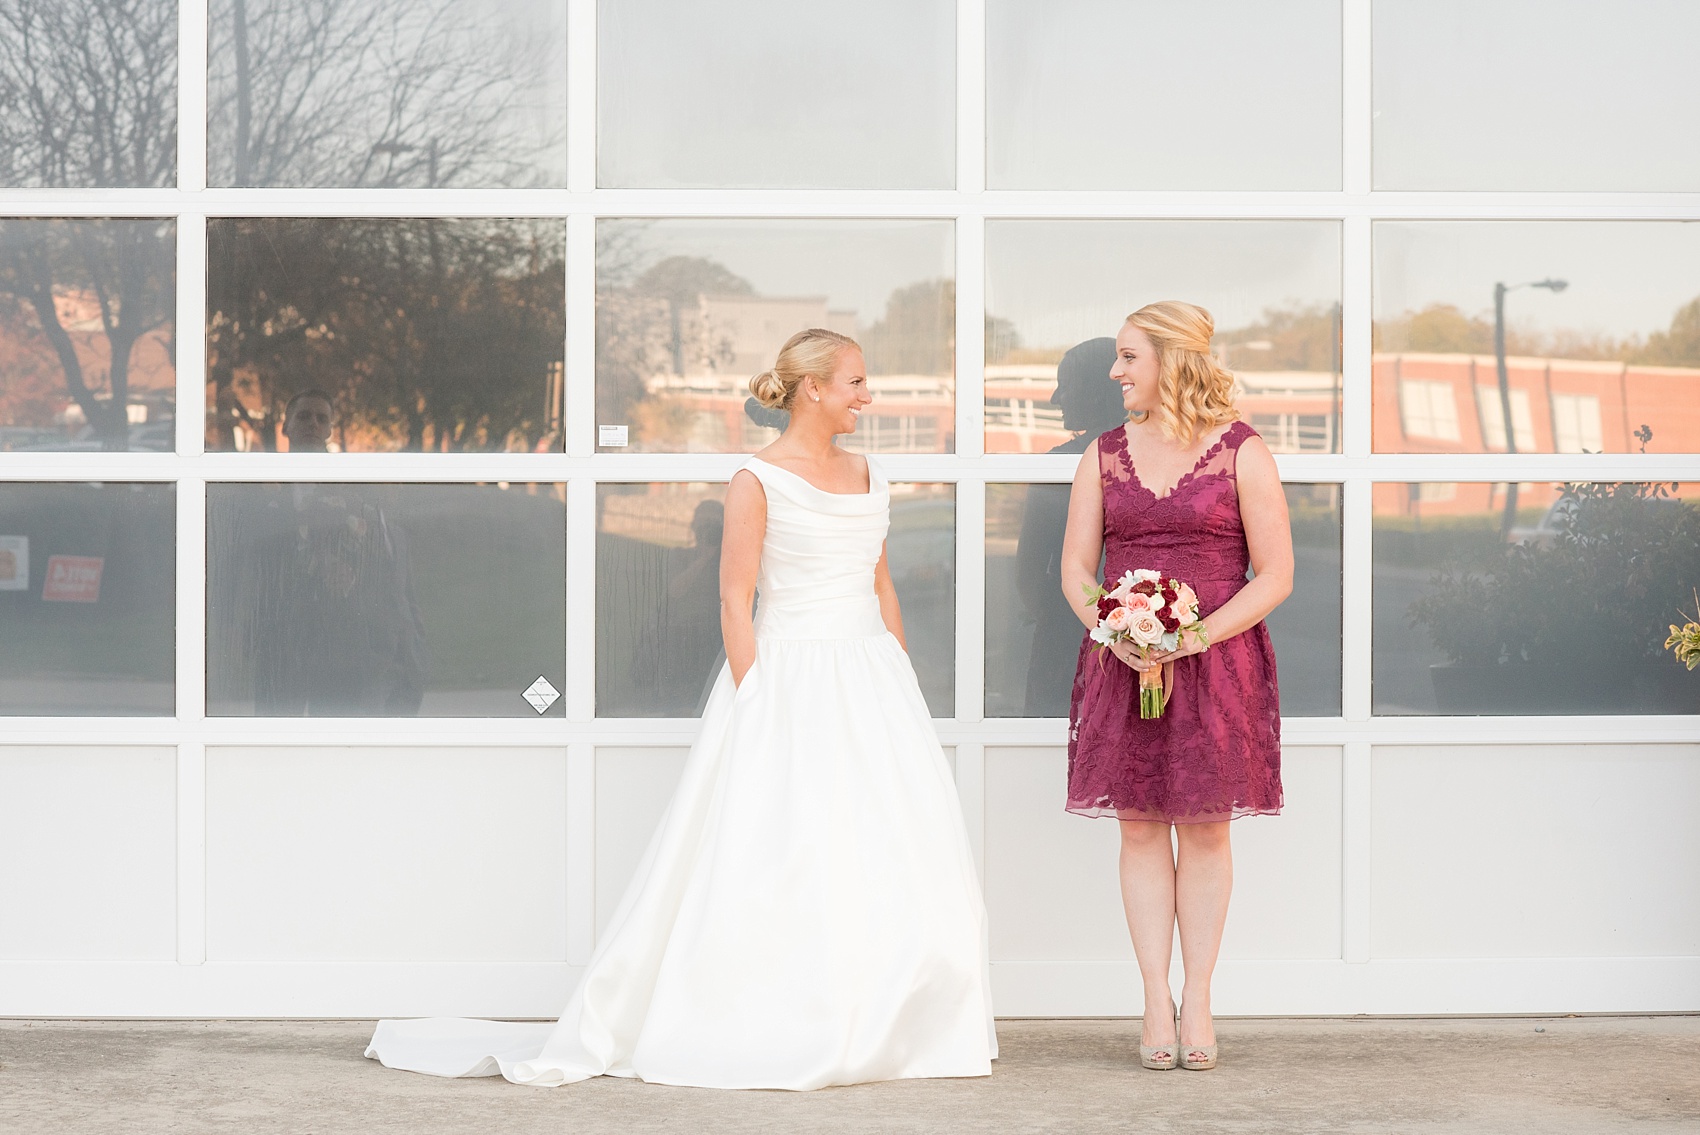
366, 456, 997, 1089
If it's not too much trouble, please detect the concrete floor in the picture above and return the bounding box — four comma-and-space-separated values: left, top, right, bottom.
2, 1017, 1697, 1135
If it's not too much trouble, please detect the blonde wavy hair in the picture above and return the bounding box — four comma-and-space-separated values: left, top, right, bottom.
1124, 300, 1240, 446
749, 327, 860, 410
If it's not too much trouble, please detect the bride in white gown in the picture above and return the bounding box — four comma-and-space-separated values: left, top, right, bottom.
366, 328, 997, 1090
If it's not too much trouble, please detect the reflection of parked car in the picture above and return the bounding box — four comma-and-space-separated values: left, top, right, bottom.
10, 421, 175, 452
1510, 493, 1683, 547
0, 427, 62, 451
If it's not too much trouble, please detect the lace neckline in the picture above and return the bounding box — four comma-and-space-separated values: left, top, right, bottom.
1116, 421, 1244, 502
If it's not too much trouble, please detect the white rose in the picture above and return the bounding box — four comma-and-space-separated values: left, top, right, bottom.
1132, 569, 1163, 585
1127, 610, 1166, 646
1108, 570, 1138, 600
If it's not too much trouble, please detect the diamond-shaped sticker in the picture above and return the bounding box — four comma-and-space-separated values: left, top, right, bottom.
522, 676, 560, 715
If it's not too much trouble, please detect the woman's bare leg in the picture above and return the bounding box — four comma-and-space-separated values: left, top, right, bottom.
1174, 820, 1233, 1054
1119, 818, 1178, 1048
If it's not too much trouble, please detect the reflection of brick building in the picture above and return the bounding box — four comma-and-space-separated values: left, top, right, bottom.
693, 295, 859, 377
1375, 352, 1700, 517
985, 364, 1341, 456
644, 293, 952, 452
1376, 353, 1699, 455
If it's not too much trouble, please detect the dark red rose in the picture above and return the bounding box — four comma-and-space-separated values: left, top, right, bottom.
1159, 611, 1180, 633
1097, 596, 1120, 620
1161, 586, 1178, 604
1133, 580, 1158, 596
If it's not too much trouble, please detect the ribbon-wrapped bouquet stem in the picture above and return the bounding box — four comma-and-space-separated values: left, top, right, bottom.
1085, 569, 1209, 719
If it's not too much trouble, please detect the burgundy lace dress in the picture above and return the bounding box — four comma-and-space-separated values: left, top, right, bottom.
1066, 420, 1282, 822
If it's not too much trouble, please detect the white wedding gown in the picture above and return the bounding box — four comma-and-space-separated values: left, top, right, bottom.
366, 456, 997, 1089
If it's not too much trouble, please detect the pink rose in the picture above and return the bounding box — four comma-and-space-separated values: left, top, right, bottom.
1122, 591, 1161, 618
1126, 610, 1166, 646
1103, 605, 1134, 633
1170, 583, 1199, 624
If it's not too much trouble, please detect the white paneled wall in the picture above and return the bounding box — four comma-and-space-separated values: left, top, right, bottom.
0, 747, 177, 961
1371, 744, 1700, 960
205, 747, 569, 962
1, 739, 1697, 1015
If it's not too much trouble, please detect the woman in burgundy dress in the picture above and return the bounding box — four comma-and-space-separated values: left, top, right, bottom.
1060, 301, 1293, 1071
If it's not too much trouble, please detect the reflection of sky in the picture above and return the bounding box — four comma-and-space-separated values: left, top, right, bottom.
609, 220, 956, 329
989, 0, 1340, 190
598, 0, 954, 188
488, 0, 566, 180
1374, 0, 1700, 191
987, 221, 1340, 347
1375, 223, 1700, 338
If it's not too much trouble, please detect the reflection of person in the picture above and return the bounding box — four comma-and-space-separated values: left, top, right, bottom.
1059, 302, 1293, 1072
251, 484, 428, 716
662, 499, 726, 713
369, 329, 994, 1088
1016, 337, 1122, 716
281, 389, 335, 453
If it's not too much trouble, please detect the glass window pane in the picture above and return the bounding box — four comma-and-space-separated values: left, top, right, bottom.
1374, 222, 1700, 454
1373, 481, 1700, 715
888, 483, 955, 718
0, 219, 177, 452
987, 483, 1339, 718
598, 480, 954, 718
597, 219, 954, 454
596, 482, 728, 717
208, 483, 566, 716
0, 0, 177, 187
1373, 0, 1700, 191
207, 0, 565, 187
598, 0, 953, 188
988, 0, 1340, 190
0, 483, 175, 715
986, 221, 1341, 455
205, 218, 566, 453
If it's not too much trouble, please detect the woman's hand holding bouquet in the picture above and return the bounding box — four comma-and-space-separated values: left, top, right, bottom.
1084, 569, 1209, 718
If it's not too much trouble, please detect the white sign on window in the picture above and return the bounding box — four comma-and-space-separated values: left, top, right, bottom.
598, 424, 629, 447
0, 535, 27, 590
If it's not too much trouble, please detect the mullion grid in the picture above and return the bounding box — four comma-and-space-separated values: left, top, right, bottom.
0, 0, 1691, 757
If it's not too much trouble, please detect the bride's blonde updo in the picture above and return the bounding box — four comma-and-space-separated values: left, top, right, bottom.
1125, 300, 1241, 447
749, 327, 860, 410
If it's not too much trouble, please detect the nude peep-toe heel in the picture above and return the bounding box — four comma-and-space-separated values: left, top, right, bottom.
1178, 1005, 1218, 1070
1139, 1009, 1179, 1070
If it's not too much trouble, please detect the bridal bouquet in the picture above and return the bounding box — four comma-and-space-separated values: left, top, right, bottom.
1085, 569, 1208, 719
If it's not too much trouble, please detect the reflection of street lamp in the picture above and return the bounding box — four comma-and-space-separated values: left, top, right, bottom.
371, 139, 439, 187
1494, 277, 1567, 536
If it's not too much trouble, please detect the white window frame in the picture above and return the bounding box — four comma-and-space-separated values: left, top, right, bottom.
0, 0, 1696, 995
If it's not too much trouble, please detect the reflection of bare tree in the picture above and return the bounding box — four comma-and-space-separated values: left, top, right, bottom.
0, 221, 175, 448
209, 0, 558, 187
0, 0, 177, 187
0, 1, 177, 449
207, 218, 564, 451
